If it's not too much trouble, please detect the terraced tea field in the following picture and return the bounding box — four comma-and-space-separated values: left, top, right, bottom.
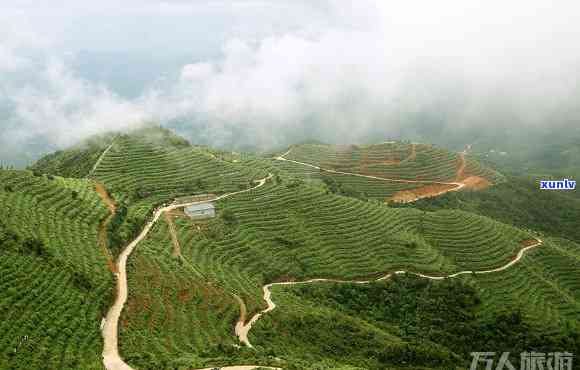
115, 172, 543, 368
217, 180, 533, 279
93, 133, 267, 205
8, 127, 579, 370
119, 219, 264, 369
474, 237, 580, 324
284, 143, 458, 181
30, 133, 118, 179
0, 170, 114, 369
277, 142, 503, 201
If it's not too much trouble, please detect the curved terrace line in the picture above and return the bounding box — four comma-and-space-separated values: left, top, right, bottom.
89, 137, 116, 178
235, 238, 543, 347
275, 148, 467, 202
276, 148, 465, 187
103, 146, 525, 368
101, 174, 274, 370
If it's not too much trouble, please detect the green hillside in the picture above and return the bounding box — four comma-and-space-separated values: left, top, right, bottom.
273, 142, 503, 202
253, 268, 579, 370
283, 142, 502, 183
397, 175, 580, 244
115, 175, 557, 369
29, 132, 117, 179
92, 126, 266, 204
0, 170, 113, 370
3, 126, 579, 370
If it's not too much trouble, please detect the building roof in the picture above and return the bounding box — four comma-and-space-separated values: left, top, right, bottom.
185, 202, 215, 212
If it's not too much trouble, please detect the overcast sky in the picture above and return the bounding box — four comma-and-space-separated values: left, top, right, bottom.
1, 1, 580, 163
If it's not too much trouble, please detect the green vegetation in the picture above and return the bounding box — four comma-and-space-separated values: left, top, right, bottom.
4, 126, 579, 370
285, 142, 500, 183
29, 133, 117, 179
474, 237, 580, 325
396, 175, 580, 243
93, 126, 266, 204
275, 142, 503, 201
89, 126, 267, 256
216, 180, 532, 282
251, 275, 579, 369
117, 172, 548, 369
119, 219, 272, 369
468, 125, 580, 185
0, 170, 113, 370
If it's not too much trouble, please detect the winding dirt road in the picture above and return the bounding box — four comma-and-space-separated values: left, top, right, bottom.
235, 238, 543, 347
102, 174, 273, 370
102, 145, 539, 368
275, 149, 466, 203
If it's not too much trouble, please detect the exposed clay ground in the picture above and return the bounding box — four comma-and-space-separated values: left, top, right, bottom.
95, 182, 118, 273
461, 176, 492, 190
389, 151, 491, 202
389, 183, 460, 203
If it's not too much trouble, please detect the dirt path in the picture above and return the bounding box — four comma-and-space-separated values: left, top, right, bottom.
102, 174, 274, 370
95, 182, 118, 273
277, 151, 464, 187
89, 138, 116, 178
276, 148, 465, 203
164, 212, 182, 258
236, 238, 543, 347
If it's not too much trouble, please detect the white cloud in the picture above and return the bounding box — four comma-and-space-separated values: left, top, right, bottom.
1, 0, 580, 161
11, 60, 145, 146
0, 45, 24, 71
180, 63, 215, 82
0, 21, 147, 150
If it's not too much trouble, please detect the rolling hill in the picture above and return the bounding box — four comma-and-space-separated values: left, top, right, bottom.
2, 125, 578, 370
272, 142, 502, 202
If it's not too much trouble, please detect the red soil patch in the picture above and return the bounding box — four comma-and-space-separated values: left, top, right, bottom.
461, 176, 492, 190
178, 289, 191, 303
95, 182, 116, 213
521, 238, 540, 247
389, 183, 459, 203
95, 182, 118, 273
455, 153, 492, 190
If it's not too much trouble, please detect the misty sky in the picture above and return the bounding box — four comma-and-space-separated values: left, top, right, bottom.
1, 1, 580, 165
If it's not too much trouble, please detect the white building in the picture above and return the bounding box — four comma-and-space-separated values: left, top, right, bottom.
185, 202, 215, 219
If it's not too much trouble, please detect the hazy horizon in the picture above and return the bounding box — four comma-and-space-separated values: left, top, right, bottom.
2, 1, 580, 166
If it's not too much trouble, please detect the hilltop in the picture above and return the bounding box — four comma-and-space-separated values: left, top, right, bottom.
273, 142, 502, 203
1, 126, 578, 370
